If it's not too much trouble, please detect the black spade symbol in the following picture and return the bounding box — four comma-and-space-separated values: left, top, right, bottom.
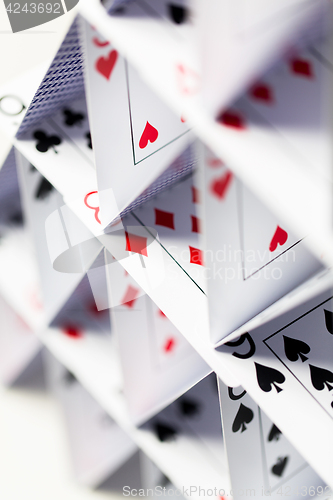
179, 398, 200, 417
154, 422, 178, 442
271, 456, 289, 477
268, 424, 282, 442
232, 403, 254, 433
283, 335, 310, 362
168, 3, 188, 24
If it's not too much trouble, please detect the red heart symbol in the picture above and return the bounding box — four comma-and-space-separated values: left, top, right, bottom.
269, 225, 288, 252
139, 121, 158, 149
95, 50, 118, 80
210, 171, 233, 200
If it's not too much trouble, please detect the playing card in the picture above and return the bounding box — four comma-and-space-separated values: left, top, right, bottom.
131, 168, 206, 292
0, 148, 45, 330
236, 38, 333, 183
15, 150, 99, 321
215, 286, 333, 489
198, 33, 333, 269
99, 183, 239, 388
16, 18, 85, 138
0, 294, 41, 385
49, 272, 111, 337
140, 373, 231, 497
76, 0, 333, 271
199, 146, 323, 344
196, 0, 329, 116
107, 256, 210, 424
14, 92, 97, 215
44, 350, 137, 487
218, 379, 326, 499
80, 17, 195, 226
78, 0, 201, 118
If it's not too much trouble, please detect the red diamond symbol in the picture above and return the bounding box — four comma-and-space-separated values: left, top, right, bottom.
154, 208, 175, 230
121, 285, 140, 308
191, 215, 201, 233
250, 83, 273, 103
62, 326, 83, 339
189, 246, 203, 266
290, 58, 313, 78
191, 186, 200, 204
218, 111, 245, 130
125, 231, 148, 256
208, 158, 224, 168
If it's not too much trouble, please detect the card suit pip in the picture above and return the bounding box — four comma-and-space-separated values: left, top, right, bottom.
255, 363, 285, 393
269, 225, 288, 252
210, 171, 233, 200
154, 208, 175, 230
121, 285, 140, 308
232, 403, 254, 433
139, 121, 159, 149
95, 50, 118, 80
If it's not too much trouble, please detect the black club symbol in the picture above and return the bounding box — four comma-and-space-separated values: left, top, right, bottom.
33, 130, 61, 153
63, 108, 85, 127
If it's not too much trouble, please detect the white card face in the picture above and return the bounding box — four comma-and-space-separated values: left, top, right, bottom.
231, 0, 316, 34
131, 172, 206, 293
80, 19, 193, 225
126, 62, 189, 164
107, 257, 210, 424
233, 39, 333, 183
47, 97, 95, 165
264, 298, 333, 418
218, 379, 326, 499
14, 95, 98, 215
0, 295, 40, 385
0, 149, 44, 329
215, 288, 333, 489
201, 35, 333, 266
196, 0, 327, 115
237, 182, 302, 279
201, 147, 323, 344
16, 152, 88, 321
44, 352, 136, 487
